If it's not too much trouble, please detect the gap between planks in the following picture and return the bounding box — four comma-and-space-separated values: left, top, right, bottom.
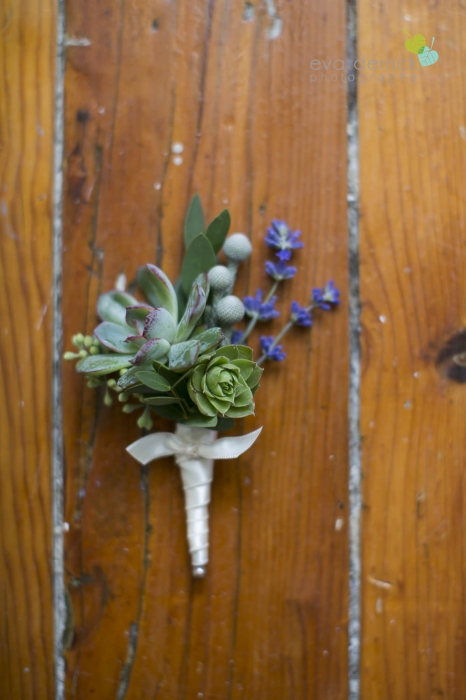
347, 0, 361, 698
52, 1, 66, 698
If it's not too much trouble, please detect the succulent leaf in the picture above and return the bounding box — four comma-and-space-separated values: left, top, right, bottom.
143, 307, 176, 343
126, 305, 154, 329
97, 291, 138, 328
137, 264, 178, 320
94, 322, 141, 354
168, 339, 200, 371
76, 354, 134, 375
129, 338, 170, 366
196, 327, 224, 354
175, 275, 210, 342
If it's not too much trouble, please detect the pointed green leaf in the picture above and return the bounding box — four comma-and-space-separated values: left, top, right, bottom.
174, 278, 188, 321
137, 264, 178, 319
183, 413, 218, 428
168, 339, 200, 371
184, 193, 205, 248
181, 234, 217, 295
142, 396, 182, 406
216, 416, 235, 431
205, 209, 231, 253
149, 404, 186, 421
135, 371, 171, 392
117, 365, 149, 390
76, 354, 133, 375
97, 291, 138, 328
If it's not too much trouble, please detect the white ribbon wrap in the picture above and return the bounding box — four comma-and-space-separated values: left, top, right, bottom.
126, 424, 262, 576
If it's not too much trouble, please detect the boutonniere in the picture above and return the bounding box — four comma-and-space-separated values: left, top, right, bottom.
65, 195, 340, 577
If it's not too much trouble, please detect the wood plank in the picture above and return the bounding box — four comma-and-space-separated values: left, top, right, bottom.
0, 1, 55, 696
62, 1, 349, 697
359, 4, 466, 698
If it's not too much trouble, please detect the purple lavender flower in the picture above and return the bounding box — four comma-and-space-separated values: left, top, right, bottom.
312, 281, 340, 310
265, 260, 297, 281
231, 329, 244, 344
265, 220, 304, 257
290, 301, 312, 327
243, 290, 280, 321
260, 335, 286, 361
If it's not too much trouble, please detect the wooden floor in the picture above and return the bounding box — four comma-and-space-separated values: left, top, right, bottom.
1, 1, 465, 698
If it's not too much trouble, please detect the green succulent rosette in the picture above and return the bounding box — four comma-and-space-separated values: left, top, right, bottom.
188, 345, 263, 419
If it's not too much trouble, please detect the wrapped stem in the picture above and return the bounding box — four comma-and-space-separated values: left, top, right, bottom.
173, 424, 216, 577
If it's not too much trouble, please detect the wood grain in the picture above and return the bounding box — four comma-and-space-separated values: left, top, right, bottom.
62, 1, 349, 697
0, 1, 55, 697
359, 3, 466, 698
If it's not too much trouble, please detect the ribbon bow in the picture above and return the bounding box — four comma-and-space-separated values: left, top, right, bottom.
127, 424, 262, 576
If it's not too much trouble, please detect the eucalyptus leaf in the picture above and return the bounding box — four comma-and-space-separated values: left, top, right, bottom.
135, 370, 171, 392
137, 264, 178, 319
168, 339, 200, 371
97, 291, 138, 328
184, 193, 205, 248
76, 354, 133, 375
94, 322, 140, 354
181, 234, 216, 295
205, 209, 231, 253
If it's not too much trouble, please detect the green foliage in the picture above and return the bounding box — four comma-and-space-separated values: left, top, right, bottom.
205, 209, 230, 253
184, 193, 205, 248
65, 195, 264, 433
181, 234, 217, 295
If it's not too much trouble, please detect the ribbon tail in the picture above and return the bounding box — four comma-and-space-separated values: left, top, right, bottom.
126, 432, 177, 464
198, 427, 263, 460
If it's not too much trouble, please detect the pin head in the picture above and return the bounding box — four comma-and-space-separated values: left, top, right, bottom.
193, 566, 206, 578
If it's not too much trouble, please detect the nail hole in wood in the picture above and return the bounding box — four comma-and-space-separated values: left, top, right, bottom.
436, 330, 466, 383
